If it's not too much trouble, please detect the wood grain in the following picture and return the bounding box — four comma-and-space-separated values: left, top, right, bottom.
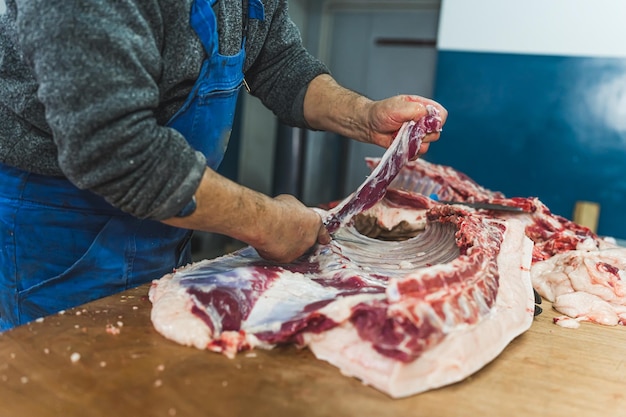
573, 201, 601, 233
1, 284, 625, 417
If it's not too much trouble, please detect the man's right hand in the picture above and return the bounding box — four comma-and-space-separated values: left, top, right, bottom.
252, 194, 331, 263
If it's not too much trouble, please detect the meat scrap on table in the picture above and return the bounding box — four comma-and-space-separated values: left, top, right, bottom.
149, 109, 625, 398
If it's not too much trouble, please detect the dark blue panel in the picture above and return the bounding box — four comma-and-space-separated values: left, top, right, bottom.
431, 51, 626, 239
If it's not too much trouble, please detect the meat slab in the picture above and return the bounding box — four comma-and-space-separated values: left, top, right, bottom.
325, 105, 441, 234
150, 110, 537, 398
379, 157, 626, 328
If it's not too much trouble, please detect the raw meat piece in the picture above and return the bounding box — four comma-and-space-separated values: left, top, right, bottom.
378, 156, 505, 203
372, 157, 609, 261
150, 114, 535, 398
383, 158, 626, 327
325, 105, 441, 234
306, 218, 532, 397
531, 243, 626, 327
150, 205, 534, 397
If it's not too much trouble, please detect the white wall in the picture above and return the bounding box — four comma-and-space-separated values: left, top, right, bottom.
0, 0, 6, 14
438, 0, 626, 58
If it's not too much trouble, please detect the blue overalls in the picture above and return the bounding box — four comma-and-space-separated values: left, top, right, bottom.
0, 0, 264, 331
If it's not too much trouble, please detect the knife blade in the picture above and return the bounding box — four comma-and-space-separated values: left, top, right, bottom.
438, 200, 525, 212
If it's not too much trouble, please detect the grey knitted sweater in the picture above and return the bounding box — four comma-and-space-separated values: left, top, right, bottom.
0, 0, 328, 219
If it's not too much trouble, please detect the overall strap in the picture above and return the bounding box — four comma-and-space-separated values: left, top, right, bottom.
190, 0, 217, 54
191, 0, 258, 53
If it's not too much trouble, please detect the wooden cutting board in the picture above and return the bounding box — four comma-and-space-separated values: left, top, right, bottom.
1, 284, 625, 417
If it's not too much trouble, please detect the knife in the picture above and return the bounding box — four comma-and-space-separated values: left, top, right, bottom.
438, 200, 525, 212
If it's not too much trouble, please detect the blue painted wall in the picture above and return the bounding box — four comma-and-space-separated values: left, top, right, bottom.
429, 51, 626, 239
431, 0, 626, 239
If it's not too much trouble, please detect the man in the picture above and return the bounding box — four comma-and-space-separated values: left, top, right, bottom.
0, 0, 446, 330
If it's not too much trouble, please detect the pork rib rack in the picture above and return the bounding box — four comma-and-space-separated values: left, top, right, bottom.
149, 110, 535, 398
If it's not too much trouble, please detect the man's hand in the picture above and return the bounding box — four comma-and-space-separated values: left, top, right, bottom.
252, 195, 331, 263
363, 94, 447, 157
303, 74, 447, 156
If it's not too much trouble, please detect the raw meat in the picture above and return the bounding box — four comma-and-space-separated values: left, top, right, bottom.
150, 206, 534, 397
325, 105, 440, 233
372, 157, 600, 262
384, 157, 626, 328
305, 216, 533, 397
150, 111, 536, 398
531, 243, 626, 328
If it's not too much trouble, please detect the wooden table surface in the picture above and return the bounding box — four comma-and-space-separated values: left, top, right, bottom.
1, 283, 625, 417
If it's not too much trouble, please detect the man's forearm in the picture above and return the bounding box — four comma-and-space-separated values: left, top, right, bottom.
303, 74, 374, 143
160, 167, 329, 263
161, 168, 274, 248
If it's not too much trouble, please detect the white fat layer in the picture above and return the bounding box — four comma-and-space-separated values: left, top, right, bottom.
149, 277, 213, 350
241, 271, 339, 333
531, 245, 626, 325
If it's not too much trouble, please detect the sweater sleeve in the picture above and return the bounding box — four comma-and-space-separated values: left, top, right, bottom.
244, 0, 330, 128
14, 0, 205, 220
